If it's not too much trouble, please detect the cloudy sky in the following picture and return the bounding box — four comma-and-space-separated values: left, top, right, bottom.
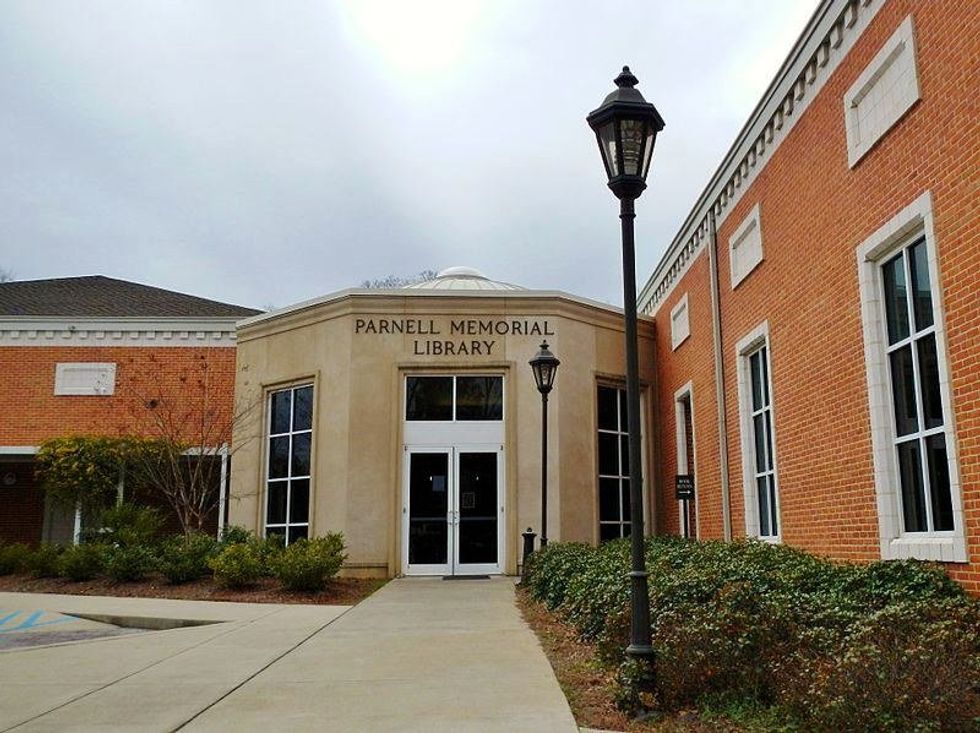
1, 0, 817, 310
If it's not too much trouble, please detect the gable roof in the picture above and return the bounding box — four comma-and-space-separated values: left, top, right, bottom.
0, 276, 261, 319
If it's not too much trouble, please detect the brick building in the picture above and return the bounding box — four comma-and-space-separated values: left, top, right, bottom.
0, 276, 259, 544
639, 0, 980, 592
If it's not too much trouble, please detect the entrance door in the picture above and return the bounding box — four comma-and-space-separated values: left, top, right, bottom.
404, 446, 502, 576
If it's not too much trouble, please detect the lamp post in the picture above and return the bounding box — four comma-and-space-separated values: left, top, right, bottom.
529, 341, 560, 549
587, 66, 664, 662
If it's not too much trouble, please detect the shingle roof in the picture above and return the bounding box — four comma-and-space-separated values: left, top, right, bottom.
0, 276, 262, 318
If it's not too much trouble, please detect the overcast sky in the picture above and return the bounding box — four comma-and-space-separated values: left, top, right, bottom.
1, 0, 817, 310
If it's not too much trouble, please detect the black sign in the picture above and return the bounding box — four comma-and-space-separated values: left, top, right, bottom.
675, 474, 695, 501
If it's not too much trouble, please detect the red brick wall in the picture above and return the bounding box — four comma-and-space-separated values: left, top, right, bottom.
649, 0, 980, 593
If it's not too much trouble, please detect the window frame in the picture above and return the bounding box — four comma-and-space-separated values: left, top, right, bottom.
596, 384, 632, 542
736, 321, 781, 541
404, 374, 505, 423
857, 191, 965, 562
674, 381, 698, 539
263, 382, 314, 545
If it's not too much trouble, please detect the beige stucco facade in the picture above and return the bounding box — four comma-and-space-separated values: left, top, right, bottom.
228, 274, 655, 578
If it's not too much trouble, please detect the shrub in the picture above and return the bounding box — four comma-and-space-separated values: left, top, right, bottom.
0, 543, 31, 575
158, 532, 218, 584
209, 542, 263, 588
524, 542, 594, 610
104, 544, 156, 582
270, 534, 347, 592
219, 525, 253, 546
252, 533, 285, 574
58, 543, 106, 581
23, 544, 63, 578
91, 503, 164, 548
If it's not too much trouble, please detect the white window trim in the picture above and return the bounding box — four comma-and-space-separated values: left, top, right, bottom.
674, 381, 698, 539
735, 321, 781, 542
729, 203, 763, 289
856, 191, 966, 562
263, 383, 315, 545
670, 293, 690, 350
54, 362, 116, 396
844, 15, 920, 168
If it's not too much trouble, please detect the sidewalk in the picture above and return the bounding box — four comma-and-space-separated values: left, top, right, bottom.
0, 578, 576, 732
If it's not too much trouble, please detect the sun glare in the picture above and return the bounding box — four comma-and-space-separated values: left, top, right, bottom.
338, 0, 491, 81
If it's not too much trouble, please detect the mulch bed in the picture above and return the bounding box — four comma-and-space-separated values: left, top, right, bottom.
0, 573, 387, 606
516, 589, 741, 732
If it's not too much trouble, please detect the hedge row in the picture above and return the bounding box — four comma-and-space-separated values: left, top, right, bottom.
524, 537, 980, 731
0, 505, 347, 593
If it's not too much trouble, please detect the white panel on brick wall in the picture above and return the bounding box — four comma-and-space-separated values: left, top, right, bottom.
729, 203, 763, 289
844, 15, 919, 167
54, 363, 116, 396
670, 293, 690, 350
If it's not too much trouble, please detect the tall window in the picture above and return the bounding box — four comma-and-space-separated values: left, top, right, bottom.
747, 344, 778, 538
266, 384, 313, 544
882, 237, 953, 533
597, 385, 630, 541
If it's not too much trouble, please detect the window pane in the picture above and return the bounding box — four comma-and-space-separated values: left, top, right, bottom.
889, 346, 919, 436
882, 253, 910, 344
621, 522, 631, 538
599, 478, 620, 522
271, 390, 291, 434
619, 390, 629, 428
290, 479, 310, 523
455, 376, 503, 420
597, 387, 618, 430
917, 334, 943, 431
908, 238, 934, 332
598, 433, 619, 476
291, 433, 311, 477
288, 526, 308, 545
599, 523, 621, 543
620, 479, 631, 520
897, 440, 927, 532
926, 434, 953, 531
405, 377, 453, 421
768, 479, 779, 537
757, 476, 770, 536
760, 346, 770, 407
269, 436, 289, 478
267, 526, 286, 541
266, 481, 287, 524
753, 413, 768, 473
293, 386, 313, 431
750, 351, 764, 411
619, 435, 630, 477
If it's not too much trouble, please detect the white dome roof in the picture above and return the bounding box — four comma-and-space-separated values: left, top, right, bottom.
405, 266, 525, 291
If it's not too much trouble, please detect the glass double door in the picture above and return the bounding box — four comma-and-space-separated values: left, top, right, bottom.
404, 446, 502, 576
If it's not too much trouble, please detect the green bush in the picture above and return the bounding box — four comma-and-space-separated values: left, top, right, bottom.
158, 532, 218, 584
523, 537, 979, 727
208, 542, 263, 588
252, 533, 285, 575
91, 503, 164, 548
270, 534, 347, 592
0, 543, 31, 575
23, 544, 63, 578
58, 543, 106, 581
219, 525, 253, 546
104, 544, 156, 582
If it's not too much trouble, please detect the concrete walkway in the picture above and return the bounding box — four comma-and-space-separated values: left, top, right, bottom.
0, 578, 576, 732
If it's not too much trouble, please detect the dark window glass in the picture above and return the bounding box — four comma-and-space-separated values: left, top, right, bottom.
269, 436, 289, 479
898, 440, 927, 532
768, 478, 778, 537
620, 479, 631, 519
917, 334, 943, 430
882, 253, 910, 345
291, 433, 311, 477
597, 386, 619, 430
599, 523, 622, 543
889, 346, 918, 436
757, 476, 770, 537
293, 386, 313, 431
750, 351, 764, 411
457, 452, 498, 565
599, 478, 620, 522
455, 377, 503, 420
271, 390, 291, 434
619, 390, 628, 426
290, 479, 310, 523
406, 377, 453, 421
926, 434, 953, 531
619, 435, 630, 476
267, 526, 286, 541
908, 238, 933, 332
598, 433, 619, 476
266, 481, 287, 524
753, 413, 768, 473
288, 526, 308, 544
621, 522, 632, 538
760, 346, 770, 406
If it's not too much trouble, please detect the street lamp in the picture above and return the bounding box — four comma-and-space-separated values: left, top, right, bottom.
529, 341, 560, 548
587, 66, 664, 663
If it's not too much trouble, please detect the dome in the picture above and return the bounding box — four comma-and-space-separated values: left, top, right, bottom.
405, 266, 525, 291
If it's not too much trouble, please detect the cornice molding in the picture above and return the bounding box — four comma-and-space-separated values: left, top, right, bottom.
0, 317, 240, 348
638, 0, 885, 316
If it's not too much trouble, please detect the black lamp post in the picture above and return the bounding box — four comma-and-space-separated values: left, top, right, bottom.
529, 341, 560, 548
587, 66, 664, 662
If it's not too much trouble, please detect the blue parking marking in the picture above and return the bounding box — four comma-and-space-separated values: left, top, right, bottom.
0, 610, 79, 633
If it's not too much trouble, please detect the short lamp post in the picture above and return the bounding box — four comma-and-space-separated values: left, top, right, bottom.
529, 341, 560, 549
587, 66, 665, 663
